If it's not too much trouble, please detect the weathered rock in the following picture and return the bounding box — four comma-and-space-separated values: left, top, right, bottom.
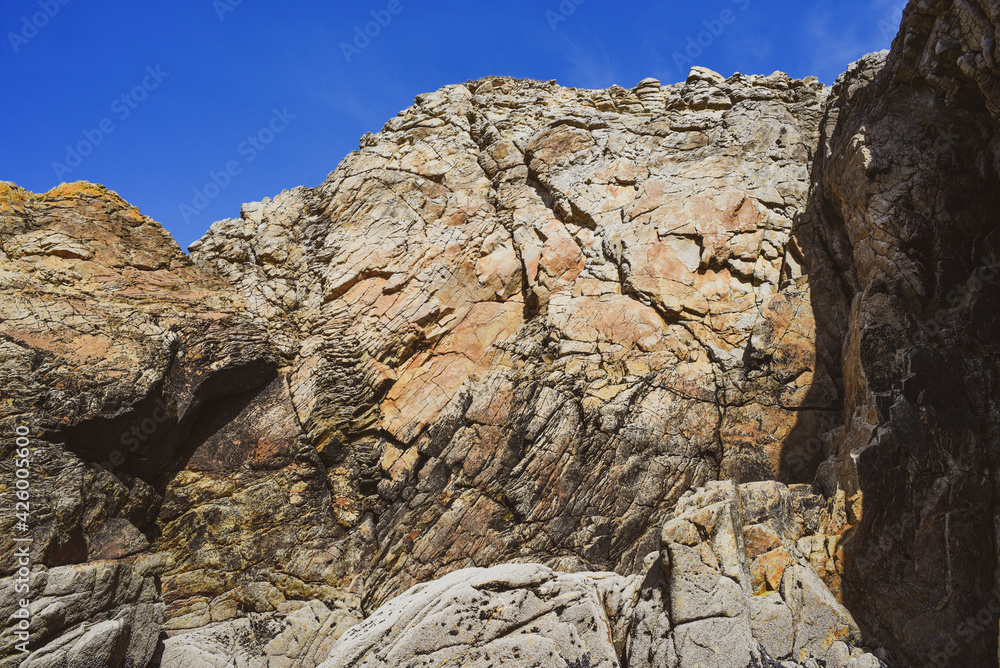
0, 560, 163, 668
791, 0, 1000, 663
159, 600, 359, 668
321, 481, 883, 668
627, 481, 879, 667
189, 66, 832, 614
318, 563, 635, 668
2, 0, 999, 664
0, 183, 363, 662
749, 593, 793, 659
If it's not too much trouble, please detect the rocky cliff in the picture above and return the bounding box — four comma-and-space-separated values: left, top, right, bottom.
1, 0, 998, 666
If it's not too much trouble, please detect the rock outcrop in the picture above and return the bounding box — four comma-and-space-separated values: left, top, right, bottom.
0, 182, 363, 667
318, 482, 884, 668
189, 62, 832, 616
1, 0, 999, 666
793, 1, 1000, 664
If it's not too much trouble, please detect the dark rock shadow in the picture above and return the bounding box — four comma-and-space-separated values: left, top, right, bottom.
778, 27, 1000, 666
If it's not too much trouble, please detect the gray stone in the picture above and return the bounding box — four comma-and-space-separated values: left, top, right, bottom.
6, 562, 162, 668
160, 601, 360, 668
319, 563, 632, 668
749, 593, 794, 660
780, 565, 860, 663
672, 616, 754, 668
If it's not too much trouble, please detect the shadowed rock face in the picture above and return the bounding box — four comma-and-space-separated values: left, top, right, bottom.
1, 1, 999, 666
794, 1, 1000, 664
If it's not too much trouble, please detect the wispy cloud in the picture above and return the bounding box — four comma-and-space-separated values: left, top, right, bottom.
556, 34, 618, 89
801, 1, 901, 81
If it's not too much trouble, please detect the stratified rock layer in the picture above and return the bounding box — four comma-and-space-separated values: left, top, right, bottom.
0, 182, 362, 666
317, 482, 885, 668
1, 0, 999, 665
190, 67, 832, 615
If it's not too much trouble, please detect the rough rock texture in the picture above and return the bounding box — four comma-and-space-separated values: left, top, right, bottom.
189, 65, 832, 614
319, 563, 637, 668
627, 480, 882, 668
0, 182, 362, 666
0, 560, 162, 668
793, 0, 1000, 664
316, 482, 885, 668
2, 0, 1000, 665
159, 601, 358, 668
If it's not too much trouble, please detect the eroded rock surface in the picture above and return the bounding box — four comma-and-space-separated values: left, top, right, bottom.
317, 482, 885, 668
159, 600, 359, 668
190, 65, 832, 614
2, 0, 999, 665
0, 183, 362, 666
1, 560, 162, 668
319, 563, 636, 668
792, 0, 1000, 663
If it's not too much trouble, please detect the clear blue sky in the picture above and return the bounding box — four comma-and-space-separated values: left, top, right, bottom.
1, 0, 904, 250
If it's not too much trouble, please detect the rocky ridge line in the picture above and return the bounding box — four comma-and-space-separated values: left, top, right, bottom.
1, 0, 999, 665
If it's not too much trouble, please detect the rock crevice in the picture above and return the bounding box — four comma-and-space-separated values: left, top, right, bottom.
2, 1, 999, 665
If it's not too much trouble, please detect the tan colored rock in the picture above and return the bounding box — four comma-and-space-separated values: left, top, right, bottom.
190, 69, 831, 611
750, 593, 794, 659
0, 183, 362, 664
3, 1, 1000, 662
751, 545, 795, 594
626, 480, 880, 667
318, 480, 879, 668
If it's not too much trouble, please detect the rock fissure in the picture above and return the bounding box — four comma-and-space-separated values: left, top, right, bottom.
3, 5, 1000, 665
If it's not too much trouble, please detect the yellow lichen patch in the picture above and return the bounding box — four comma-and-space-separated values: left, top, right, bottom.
44, 181, 112, 199
750, 546, 795, 595
41, 181, 142, 216
0, 181, 30, 212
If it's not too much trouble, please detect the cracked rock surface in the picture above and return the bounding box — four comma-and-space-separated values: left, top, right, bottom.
190, 64, 833, 616
792, 0, 1000, 664
1, 0, 999, 665
0, 183, 361, 666
316, 482, 885, 668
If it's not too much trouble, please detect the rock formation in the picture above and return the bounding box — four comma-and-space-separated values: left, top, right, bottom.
313, 481, 883, 668
795, 1, 1000, 663
1, 0, 998, 666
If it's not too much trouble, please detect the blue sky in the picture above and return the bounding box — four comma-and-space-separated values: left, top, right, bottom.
1, 0, 904, 250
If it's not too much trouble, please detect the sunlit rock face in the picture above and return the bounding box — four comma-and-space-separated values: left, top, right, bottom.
316, 482, 885, 668
2, 1, 1000, 666
189, 66, 834, 615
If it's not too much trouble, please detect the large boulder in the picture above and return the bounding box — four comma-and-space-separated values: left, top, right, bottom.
317, 482, 886, 668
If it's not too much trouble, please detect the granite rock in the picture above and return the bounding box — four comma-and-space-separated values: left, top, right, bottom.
318, 481, 883, 668
1, 0, 999, 664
